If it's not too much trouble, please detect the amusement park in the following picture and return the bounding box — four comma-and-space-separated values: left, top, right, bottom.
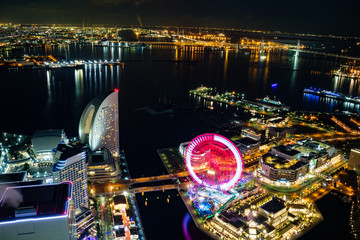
156, 132, 330, 240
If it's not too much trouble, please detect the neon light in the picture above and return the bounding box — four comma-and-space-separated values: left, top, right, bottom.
185, 134, 243, 191
182, 213, 192, 240
0, 214, 67, 225
114, 88, 119, 92
0, 182, 72, 203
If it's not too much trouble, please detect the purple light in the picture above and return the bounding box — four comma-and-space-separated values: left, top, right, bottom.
182, 213, 192, 240
0, 214, 67, 226
271, 83, 278, 87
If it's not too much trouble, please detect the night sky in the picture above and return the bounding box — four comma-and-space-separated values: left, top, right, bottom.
0, 0, 359, 35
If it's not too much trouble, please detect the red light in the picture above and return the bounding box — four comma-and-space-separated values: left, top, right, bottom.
114, 88, 119, 92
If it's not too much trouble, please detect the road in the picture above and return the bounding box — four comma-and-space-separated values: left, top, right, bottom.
127, 171, 190, 185
130, 182, 190, 194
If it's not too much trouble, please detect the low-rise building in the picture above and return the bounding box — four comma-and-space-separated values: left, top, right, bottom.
241, 128, 262, 141
210, 196, 288, 240
238, 137, 260, 154
260, 153, 309, 182
113, 195, 127, 210
31, 129, 67, 162
270, 145, 301, 160
258, 197, 288, 228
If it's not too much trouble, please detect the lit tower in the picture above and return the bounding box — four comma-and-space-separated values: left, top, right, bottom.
260, 37, 265, 55
78, 90, 119, 156
295, 39, 300, 57
52, 144, 88, 209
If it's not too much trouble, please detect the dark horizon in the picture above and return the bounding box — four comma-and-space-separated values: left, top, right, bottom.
0, 0, 359, 37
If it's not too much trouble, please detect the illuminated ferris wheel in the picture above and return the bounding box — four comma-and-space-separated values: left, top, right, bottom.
185, 134, 244, 191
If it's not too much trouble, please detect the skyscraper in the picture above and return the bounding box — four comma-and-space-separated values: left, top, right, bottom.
78, 90, 119, 156
53, 144, 88, 209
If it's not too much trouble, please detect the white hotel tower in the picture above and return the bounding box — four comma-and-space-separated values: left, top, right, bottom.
52, 144, 88, 209
78, 90, 119, 156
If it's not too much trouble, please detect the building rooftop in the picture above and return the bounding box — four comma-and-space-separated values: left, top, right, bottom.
52, 144, 85, 172
260, 197, 286, 215
32, 129, 64, 139
273, 145, 300, 158
113, 195, 126, 205
115, 228, 125, 237
55, 144, 83, 160
238, 137, 259, 146
262, 153, 307, 170
88, 148, 114, 167
0, 180, 43, 199
130, 227, 138, 235
32, 129, 66, 155
113, 215, 123, 225
0, 182, 72, 222
0, 172, 26, 183
219, 211, 246, 229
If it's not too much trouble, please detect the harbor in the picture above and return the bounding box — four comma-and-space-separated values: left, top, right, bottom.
0, 55, 125, 70
190, 86, 289, 115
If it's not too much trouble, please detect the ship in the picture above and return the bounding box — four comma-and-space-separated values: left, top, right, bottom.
303, 87, 360, 105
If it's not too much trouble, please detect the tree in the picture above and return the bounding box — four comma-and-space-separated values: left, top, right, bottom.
22, 163, 30, 172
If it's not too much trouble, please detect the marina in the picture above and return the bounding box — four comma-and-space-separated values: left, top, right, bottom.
190, 86, 289, 115
0, 55, 125, 70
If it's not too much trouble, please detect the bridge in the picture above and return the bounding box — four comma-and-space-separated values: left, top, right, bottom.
89, 171, 190, 196
288, 48, 360, 61
127, 171, 190, 185
149, 37, 360, 61
130, 182, 190, 194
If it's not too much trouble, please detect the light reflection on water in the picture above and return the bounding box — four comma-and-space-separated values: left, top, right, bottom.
0, 43, 358, 240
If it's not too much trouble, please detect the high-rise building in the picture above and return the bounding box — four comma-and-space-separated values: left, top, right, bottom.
53, 144, 88, 209
349, 148, 360, 174
78, 90, 119, 156
0, 182, 75, 240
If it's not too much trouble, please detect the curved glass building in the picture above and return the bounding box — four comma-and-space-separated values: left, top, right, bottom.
79, 90, 119, 156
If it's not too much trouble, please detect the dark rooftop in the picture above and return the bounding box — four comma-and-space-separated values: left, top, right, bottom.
220, 211, 246, 229
0, 180, 43, 199
260, 197, 286, 214
130, 227, 138, 235
273, 145, 300, 157
115, 228, 125, 237
113, 195, 126, 205
32, 129, 64, 139
56, 144, 83, 160
0, 182, 71, 222
88, 148, 114, 167
238, 137, 259, 146
0, 172, 26, 183
114, 215, 123, 225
